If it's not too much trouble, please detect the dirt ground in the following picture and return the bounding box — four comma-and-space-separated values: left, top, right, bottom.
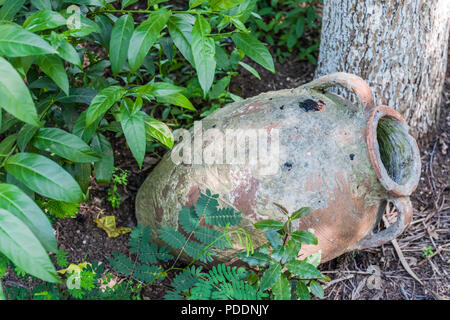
3, 49, 448, 300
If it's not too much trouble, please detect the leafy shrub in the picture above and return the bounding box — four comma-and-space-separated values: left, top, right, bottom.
248, 0, 322, 63
0, 0, 274, 287
108, 189, 252, 298
239, 204, 329, 299
1, 190, 327, 300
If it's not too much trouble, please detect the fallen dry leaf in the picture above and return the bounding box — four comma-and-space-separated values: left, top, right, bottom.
93, 216, 131, 238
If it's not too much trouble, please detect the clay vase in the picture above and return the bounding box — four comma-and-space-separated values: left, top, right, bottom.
135, 72, 421, 264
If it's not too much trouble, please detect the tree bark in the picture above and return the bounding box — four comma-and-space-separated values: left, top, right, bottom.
315, 0, 449, 139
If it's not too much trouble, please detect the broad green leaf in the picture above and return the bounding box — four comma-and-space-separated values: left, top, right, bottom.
239, 61, 261, 80
122, 0, 139, 8
272, 274, 290, 300
72, 110, 100, 143
57, 87, 97, 105
0, 134, 16, 158
296, 281, 310, 300
285, 260, 322, 279
0, 57, 40, 126
238, 251, 273, 267
94, 15, 112, 50
85, 86, 126, 127
134, 81, 185, 98
148, 0, 168, 6
260, 263, 282, 291
4, 152, 83, 203
209, 76, 230, 99
0, 0, 26, 21
304, 250, 321, 267
65, 14, 101, 37
0, 24, 57, 57
9, 55, 34, 78
49, 32, 81, 67
191, 15, 216, 95
6, 173, 34, 199
285, 239, 301, 261
35, 55, 69, 95
144, 117, 174, 149
62, 0, 103, 6
309, 280, 324, 299
0, 208, 60, 283
157, 93, 195, 111
232, 32, 274, 73
290, 207, 310, 220
295, 16, 305, 38
291, 230, 318, 245
23, 10, 67, 32
64, 163, 91, 194
215, 45, 230, 70
110, 14, 134, 75
17, 124, 38, 151
91, 133, 113, 184
209, 0, 245, 11
128, 9, 171, 72
266, 230, 282, 249
167, 14, 195, 65
30, 0, 52, 10
33, 127, 100, 163
254, 219, 283, 232
120, 100, 146, 168
189, 0, 207, 8
0, 183, 56, 252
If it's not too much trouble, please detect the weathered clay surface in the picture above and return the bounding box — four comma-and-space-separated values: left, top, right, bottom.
136, 73, 421, 264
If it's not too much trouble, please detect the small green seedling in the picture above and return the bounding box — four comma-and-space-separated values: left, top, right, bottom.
107, 168, 129, 209
422, 246, 434, 258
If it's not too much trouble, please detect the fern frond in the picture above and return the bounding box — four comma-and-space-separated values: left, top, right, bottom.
129, 224, 152, 254
157, 226, 187, 249
189, 278, 213, 300
208, 264, 247, 284
211, 280, 264, 300
193, 227, 228, 249
138, 243, 173, 264
133, 264, 163, 283
37, 199, 79, 218
195, 189, 219, 217
164, 290, 183, 300
188, 264, 264, 300
205, 207, 242, 227
184, 240, 215, 263
167, 267, 202, 296
178, 206, 199, 233
108, 251, 133, 276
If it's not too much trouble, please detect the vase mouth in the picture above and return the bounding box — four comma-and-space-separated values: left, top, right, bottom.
366, 105, 421, 197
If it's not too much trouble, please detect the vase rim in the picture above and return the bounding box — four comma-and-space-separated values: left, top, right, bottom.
366, 105, 421, 197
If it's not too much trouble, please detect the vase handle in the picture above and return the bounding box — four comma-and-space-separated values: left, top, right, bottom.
302, 72, 373, 111
355, 197, 413, 249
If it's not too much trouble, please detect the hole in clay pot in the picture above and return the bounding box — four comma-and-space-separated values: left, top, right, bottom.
376, 117, 414, 185
367, 106, 421, 196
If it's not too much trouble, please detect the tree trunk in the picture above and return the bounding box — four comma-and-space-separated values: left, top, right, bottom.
315, 0, 449, 139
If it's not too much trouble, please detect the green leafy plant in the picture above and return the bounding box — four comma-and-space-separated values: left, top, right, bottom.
0, 0, 274, 289
248, 0, 322, 63
107, 167, 129, 209
239, 204, 329, 300
108, 189, 253, 300
1, 258, 139, 300
422, 246, 434, 258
